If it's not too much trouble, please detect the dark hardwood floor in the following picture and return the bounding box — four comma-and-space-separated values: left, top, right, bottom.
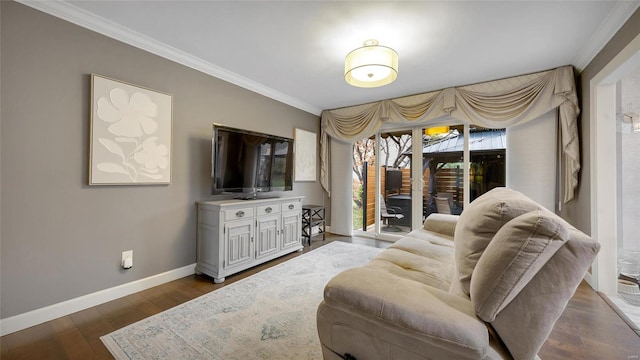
1, 235, 639, 359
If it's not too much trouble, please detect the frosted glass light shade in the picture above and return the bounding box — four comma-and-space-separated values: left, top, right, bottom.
345, 40, 398, 88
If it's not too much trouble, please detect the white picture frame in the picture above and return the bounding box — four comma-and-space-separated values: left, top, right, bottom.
89, 74, 173, 185
294, 128, 317, 182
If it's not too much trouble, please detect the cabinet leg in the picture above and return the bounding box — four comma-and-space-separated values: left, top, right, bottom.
214, 277, 225, 284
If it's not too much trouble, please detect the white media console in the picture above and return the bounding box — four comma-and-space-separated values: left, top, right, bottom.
195, 196, 304, 283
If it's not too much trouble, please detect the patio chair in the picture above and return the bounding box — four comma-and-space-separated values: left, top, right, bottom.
380, 197, 404, 230
434, 196, 453, 214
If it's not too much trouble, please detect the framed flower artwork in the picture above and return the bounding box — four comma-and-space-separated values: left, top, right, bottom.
89, 74, 172, 185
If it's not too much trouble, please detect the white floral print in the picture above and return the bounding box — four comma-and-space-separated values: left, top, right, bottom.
95, 86, 169, 182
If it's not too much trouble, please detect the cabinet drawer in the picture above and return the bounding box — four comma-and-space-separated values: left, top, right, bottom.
281, 201, 301, 212
257, 204, 280, 216
224, 207, 254, 221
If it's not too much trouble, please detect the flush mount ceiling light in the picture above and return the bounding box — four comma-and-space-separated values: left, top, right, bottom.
345, 39, 398, 88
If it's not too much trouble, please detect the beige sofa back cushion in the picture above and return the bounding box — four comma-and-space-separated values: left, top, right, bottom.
470, 210, 569, 322
454, 188, 600, 359
491, 233, 599, 359
452, 188, 540, 296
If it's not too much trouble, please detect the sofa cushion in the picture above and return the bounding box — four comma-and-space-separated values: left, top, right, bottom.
322, 267, 492, 359
452, 187, 541, 296
367, 235, 455, 291
470, 210, 569, 322
404, 227, 455, 248
490, 234, 600, 360
456, 189, 600, 359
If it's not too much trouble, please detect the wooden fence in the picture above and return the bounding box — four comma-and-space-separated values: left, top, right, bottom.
362, 165, 463, 227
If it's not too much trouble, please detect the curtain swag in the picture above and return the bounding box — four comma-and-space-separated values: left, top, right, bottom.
320, 65, 580, 203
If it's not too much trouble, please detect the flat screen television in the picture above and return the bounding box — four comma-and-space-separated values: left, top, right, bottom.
212, 124, 294, 198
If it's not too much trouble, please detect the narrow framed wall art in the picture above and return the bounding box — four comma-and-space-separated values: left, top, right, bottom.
89, 74, 173, 185
294, 128, 317, 182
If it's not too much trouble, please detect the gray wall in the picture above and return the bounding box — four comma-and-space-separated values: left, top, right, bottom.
560, 7, 640, 234
0, 2, 324, 318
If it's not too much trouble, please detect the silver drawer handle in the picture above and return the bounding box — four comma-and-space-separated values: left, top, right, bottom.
236, 210, 245, 218
265, 207, 272, 213
288, 204, 294, 210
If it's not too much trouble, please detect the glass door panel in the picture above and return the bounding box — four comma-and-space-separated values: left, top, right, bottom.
421, 125, 506, 217
352, 130, 413, 239
380, 130, 412, 236
352, 137, 375, 234
421, 125, 464, 217
469, 126, 506, 202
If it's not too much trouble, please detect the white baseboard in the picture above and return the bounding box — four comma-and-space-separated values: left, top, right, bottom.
0, 263, 196, 336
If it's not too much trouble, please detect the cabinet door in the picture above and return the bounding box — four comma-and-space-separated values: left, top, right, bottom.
224, 219, 254, 270
256, 215, 280, 259
281, 212, 301, 250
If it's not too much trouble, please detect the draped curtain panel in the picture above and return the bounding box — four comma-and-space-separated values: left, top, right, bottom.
320, 65, 580, 203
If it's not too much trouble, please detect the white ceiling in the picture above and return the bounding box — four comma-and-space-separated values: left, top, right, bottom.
21, 1, 640, 115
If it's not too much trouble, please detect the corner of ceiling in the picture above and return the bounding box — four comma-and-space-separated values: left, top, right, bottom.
572, 0, 640, 72
15, 0, 323, 116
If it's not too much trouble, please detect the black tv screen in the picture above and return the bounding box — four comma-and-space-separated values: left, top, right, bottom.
212, 124, 293, 197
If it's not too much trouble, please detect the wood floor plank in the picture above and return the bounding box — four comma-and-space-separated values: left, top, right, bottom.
166, 278, 210, 300
1, 235, 638, 359
2, 322, 56, 351
69, 307, 115, 356
50, 317, 75, 334
55, 328, 94, 360
6, 338, 66, 360
1, 336, 12, 359
139, 284, 191, 312
124, 292, 164, 317
96, 296, 152, 330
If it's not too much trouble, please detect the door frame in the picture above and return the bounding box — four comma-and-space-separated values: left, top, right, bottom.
589, 33, 640, 292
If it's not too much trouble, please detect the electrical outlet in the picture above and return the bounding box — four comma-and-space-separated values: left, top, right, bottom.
122, 250, 133, 269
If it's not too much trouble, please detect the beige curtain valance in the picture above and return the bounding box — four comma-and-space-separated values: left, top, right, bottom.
320, 65, 580, 203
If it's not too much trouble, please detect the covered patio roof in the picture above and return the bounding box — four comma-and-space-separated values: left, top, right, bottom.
402, 129, 506, 167
421, 129, 505, 154
404, 129, 506, 157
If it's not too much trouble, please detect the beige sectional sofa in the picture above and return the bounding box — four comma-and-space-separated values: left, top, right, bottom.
317, 188, 600, 360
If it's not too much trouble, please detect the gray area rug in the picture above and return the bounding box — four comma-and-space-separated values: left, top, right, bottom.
101, 241, 383, 359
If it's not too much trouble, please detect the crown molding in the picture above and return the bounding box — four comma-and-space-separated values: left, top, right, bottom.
573, 0, 640, 71
16, 0, 322, 116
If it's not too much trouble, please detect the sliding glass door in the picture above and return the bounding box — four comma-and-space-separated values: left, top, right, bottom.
353, 123, 505, 241
352, 130, 413, 239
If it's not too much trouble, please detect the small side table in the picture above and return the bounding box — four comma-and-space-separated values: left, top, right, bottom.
302, 205, 326, 246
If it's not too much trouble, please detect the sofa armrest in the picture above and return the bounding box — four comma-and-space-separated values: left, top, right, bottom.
423, 213, 459, 237
323, 267, 490, 358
